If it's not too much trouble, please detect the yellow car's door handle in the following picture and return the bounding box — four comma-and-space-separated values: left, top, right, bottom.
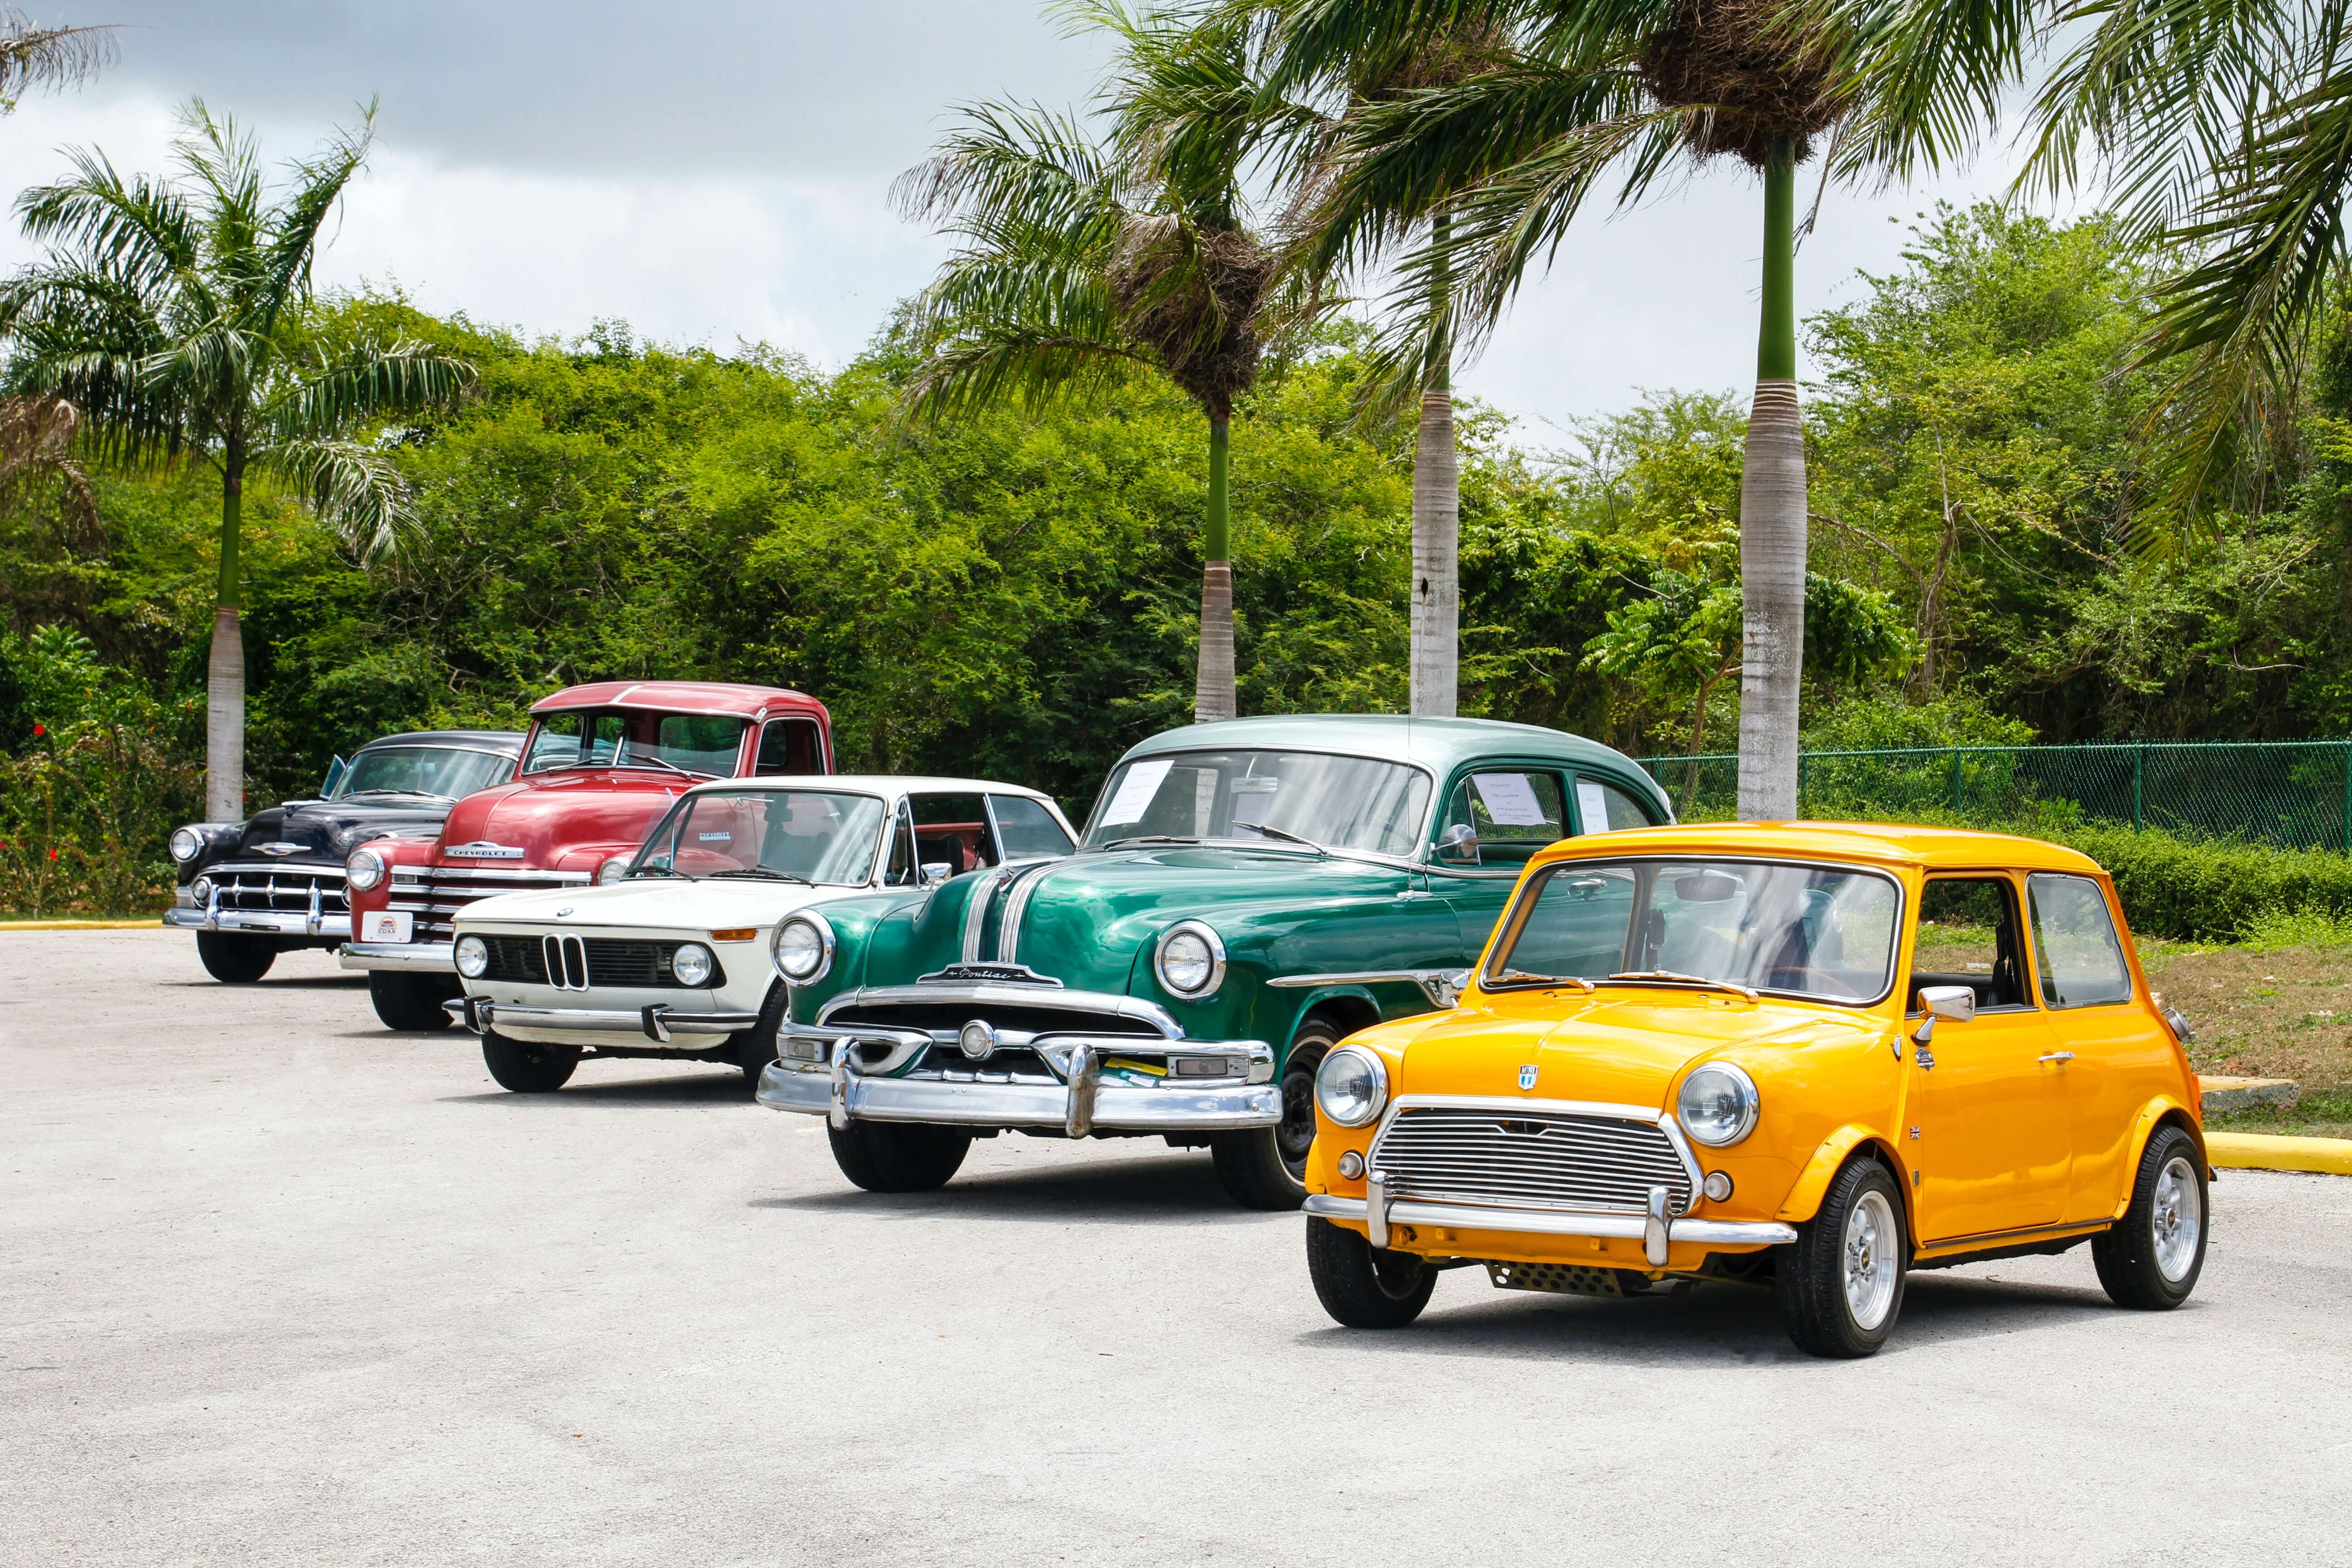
2038, 1050, 2075, 1065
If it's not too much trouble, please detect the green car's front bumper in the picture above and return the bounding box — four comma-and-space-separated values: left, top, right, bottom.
754, 980, 1280, 1137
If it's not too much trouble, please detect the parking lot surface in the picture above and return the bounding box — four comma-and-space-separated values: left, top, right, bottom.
5, 931, 2350, 1566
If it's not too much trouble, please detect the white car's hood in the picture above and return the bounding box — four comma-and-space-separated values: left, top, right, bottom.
455, 876, 848, 931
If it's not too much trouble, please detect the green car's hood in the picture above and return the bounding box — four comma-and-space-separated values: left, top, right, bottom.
872, 843, 1414, 995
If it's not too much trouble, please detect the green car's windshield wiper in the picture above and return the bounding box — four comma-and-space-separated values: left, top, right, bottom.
1606, 969, 1759, 1002
706, 867, 812, 885
1230, 819, 1328, 856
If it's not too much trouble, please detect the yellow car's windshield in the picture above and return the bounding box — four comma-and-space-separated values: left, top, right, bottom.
1489, 857, 1901, 1005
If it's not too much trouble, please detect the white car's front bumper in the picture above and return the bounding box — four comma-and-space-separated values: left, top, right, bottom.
447, 995, 762, 1045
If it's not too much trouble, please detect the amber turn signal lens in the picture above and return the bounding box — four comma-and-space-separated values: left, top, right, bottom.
708, 928, 759, 942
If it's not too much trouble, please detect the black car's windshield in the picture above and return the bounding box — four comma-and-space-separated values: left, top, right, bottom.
1488, 858, 1902, 1004
631, 789, 886, 885
522, 709, 748, 778
330, 745, 512, 801
1084, 749, 1431, 858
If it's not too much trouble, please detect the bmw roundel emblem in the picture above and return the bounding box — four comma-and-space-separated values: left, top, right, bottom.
1517, 1063, 1539, 1091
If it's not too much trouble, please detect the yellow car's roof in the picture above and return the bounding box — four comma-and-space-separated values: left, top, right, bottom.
1530, 820, 2107, 877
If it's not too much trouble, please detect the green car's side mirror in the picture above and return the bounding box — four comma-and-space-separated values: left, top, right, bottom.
1434, 823, 1480, 866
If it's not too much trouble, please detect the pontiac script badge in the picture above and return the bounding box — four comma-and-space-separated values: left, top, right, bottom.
1517, 1063, 1539, 1091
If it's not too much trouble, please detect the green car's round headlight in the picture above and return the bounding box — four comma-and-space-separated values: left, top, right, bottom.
1677, 1062, 1759, 1147
771, 913, 833, 984
1314, 1045, 1388, 1128
1154, 921, 1225, 998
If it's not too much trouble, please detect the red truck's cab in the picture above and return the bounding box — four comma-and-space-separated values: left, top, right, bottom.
339, 681, 832, 1030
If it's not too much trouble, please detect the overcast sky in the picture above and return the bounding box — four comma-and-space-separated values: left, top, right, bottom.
0, 1, 2037, 430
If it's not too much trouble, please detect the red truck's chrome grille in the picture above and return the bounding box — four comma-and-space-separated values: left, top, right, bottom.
387, 865, 591, 940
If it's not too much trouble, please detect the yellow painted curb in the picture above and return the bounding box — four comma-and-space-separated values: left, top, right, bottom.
0, 918, 165, 930
2206, 1131, 2352, 1176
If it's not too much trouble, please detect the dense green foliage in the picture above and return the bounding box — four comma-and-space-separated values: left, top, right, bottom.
5, 202, 2352, 915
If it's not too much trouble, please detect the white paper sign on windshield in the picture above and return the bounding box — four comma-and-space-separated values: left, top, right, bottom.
1576, 778, 1611, 833
1101, 757, 1176, 828
1474, 771, 1551, 827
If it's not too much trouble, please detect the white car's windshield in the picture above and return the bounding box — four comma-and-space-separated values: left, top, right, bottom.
331, 745, 511, 801
632, 790, 887, 885
1490, 858, 1901, 1004
1083, 749, 1432, 858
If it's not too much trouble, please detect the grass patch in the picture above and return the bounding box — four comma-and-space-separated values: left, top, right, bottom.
2135, 936, 2352, 1088
2235, 904, 2352, 951
2205, 1088, 2352, 1142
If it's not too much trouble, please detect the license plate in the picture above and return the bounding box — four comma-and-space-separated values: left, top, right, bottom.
361, 910, 413, 943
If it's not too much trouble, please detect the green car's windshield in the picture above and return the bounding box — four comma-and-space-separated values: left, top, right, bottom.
632, 789, 887, 885
1084, 749, 1432, 859
1489, 858, 1902, 1004
330, 745, 512, 801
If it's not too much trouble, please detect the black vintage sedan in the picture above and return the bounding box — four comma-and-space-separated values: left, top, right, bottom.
163, 730, 524, 1014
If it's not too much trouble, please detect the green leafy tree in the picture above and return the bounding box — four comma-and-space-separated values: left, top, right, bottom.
0, 102, 475, 818
893, 2, 1317, 722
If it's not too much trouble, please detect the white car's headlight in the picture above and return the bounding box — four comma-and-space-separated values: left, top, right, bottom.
1154, 921, 1225, 998
345, 847, 387, 892
771, 913, 833, 984
671, 941, 716, 988
453, 934, 490, 979
169, 826, 207, 863
1314, 1045, 1388, 1128
597, 855, 630, 886
1678, 1062, 1759, 1147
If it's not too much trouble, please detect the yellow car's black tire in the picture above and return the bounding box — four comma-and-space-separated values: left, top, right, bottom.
827, 1122, 972, 1193
2092, 1125, 2206, 1310
1305, 1215, 1436, 1328
1777, 1157, 1907, 1359
481, 1031, 578, 1093
1209, 1027, 1333, 1210
368, 971, 456, 1031
196, 931, 275, 983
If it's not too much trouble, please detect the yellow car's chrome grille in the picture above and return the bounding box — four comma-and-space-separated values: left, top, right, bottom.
1369, 1105, 1694, 1216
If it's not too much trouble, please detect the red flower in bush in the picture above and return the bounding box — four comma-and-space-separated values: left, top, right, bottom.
32, 723, 44, 737
48, 848, 59, 860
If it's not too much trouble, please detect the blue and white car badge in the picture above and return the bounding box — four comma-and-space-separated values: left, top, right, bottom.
555, 907, 574, 918
1517, 1063, 1539, 1091
256, 841, 304, 856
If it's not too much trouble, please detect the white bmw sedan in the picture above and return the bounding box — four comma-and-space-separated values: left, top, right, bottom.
446, 776, 1077, 1092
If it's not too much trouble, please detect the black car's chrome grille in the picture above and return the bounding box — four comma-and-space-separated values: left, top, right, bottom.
477, 934, 717, 990
1369, 1105, 1694, 1216
201, 865, 348, 915
823, 1000, 1160, 1039
387, 865, 590, 940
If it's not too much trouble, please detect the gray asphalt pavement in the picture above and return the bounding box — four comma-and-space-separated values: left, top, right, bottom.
4, 930, 2349, 1567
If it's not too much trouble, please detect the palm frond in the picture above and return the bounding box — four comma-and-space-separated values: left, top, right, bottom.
896, 322, 1150, 426
173, 99, 267, 282
260, 335, 474, 441
14, 146, 205, 304
255, 100, 377, 326
253, 435, 417, 560
1812, 0, 2041, 186
0, 7, 117, 100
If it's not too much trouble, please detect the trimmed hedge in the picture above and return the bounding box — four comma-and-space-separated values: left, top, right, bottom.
2053, 824, 2352, 943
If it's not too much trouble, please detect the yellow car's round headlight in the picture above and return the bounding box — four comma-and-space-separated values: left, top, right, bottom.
1314, 1045, 1388, 1128
1678, 1062, 1759, 1147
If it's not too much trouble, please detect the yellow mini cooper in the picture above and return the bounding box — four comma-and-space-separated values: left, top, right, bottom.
1299, 823, 2207, 1357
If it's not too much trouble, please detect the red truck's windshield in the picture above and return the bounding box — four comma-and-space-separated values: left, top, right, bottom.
521, 710, 747, 779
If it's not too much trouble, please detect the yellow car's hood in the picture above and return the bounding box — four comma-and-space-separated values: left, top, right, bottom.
1396, 988, 1878, 1110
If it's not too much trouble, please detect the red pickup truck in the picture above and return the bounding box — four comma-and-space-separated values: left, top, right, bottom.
340, 680, 833, 1029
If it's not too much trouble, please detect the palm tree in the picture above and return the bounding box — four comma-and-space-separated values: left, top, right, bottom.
0, 7, 116, 107
0, 102, 475, 820
895, 2, 1315, 722
1264, 10, 1514, 718
1274, 0, 2007, 817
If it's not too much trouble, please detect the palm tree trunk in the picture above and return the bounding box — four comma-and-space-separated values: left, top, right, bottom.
1735, 139, 1806, 822
205, 446, 245, 821
1410, 213, 1459, 718
1194, 412, 1237, 722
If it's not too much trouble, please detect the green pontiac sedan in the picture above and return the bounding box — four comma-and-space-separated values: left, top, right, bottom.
754, 715, 1672, 1208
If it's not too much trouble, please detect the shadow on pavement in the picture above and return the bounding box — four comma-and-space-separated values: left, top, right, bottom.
166, 975, 365, 990
751, 1150, 1277, 1227
440, 1071, 753, 1106
1289, 1267, 2133, 1366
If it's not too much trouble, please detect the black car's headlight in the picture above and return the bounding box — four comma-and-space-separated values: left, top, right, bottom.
171, 824, 230, 863
1677, 1063, 1760, 1147
1314, 1045, 1388, 1128
1154, 921, 1225, 998
771, 913, 834, 984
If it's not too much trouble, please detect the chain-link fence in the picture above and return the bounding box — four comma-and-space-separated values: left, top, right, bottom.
1635, 741, 2352, 852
